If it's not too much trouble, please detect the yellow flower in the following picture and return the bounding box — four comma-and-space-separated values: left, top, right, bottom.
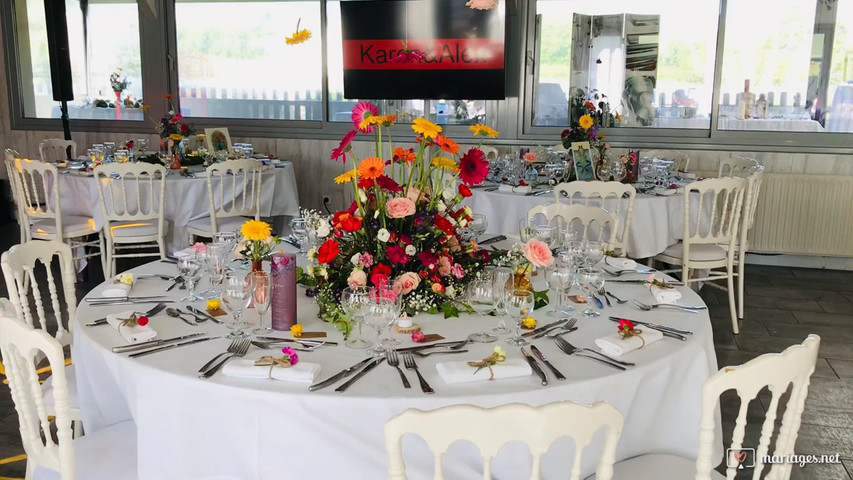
169, 133, 183, 141
578, 114, 594, 130
118, 273, 133, 285
334, 170, 356, 184
241, 220, 272, 242
469, 123, 498, 137
615, 112, 622, 123
206, 299, 221, 311
307, 247, 316, 261
412, 117, 442, 139
290, 324, 303, 337
139, 104, 150, 111
492, 345, 506, 360
431, 156, 458, 170
359, 115, 397, 130
521, 316, 537, 329
285, 29, 312, 45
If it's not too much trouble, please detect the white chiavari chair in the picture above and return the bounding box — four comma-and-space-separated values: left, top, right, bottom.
479, 145, 499, 161
553, 181, 636, 257
386, 402, 624, 480
732, 167, 765, 319
0, 316, 138, 480
4, 148, 28, 241
718, 157, 759, 178
94, 163, 168, 278
38, 138, 77, 163
528, 203, 619, 251
604, 335, 820, 480
186, 159, 262, 241
653, 177, 747, 333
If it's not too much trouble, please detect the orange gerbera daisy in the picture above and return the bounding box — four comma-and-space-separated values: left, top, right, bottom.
357, 157, 385, 180
393, 147, 416, 165
434, 134, 459, 155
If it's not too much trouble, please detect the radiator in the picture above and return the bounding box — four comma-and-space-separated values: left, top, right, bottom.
749, 174, 853, 257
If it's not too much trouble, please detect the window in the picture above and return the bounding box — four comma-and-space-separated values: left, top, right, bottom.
175, 0, 322, 120
432, 100, 486, 125
825, 0, 853, 133
14, 0, 143, 121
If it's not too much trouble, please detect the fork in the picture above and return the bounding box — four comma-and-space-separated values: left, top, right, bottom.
197, 338, 241, 373
598, 287, 613, 307
603, 267, 654, 277
605, 291, 628, 304
402, 353, 434, 394
200, 338, 251, 378
632, 299, 706, 313
386, 350, 411, 389
535, 318, 578, 339
560, 339, 635, 367
413, 349, 469, 357
553, 336, 626, 370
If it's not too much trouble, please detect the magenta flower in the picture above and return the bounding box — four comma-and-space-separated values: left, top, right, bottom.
281, 347, 299, 366
331, 130, 357, 162
351, 101, 378, 133
358, 252, 374, 268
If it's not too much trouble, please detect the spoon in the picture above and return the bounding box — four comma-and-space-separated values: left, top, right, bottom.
605, 290, 628, 304
180, 307, 208, 323
166, 307, 198, 326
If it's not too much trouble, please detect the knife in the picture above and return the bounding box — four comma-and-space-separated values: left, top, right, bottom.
607, 317, 687, 341
186, 306, 223, 325
309, 357, 374, 391
112, 332, 205, 353
85, 296, 171, 303
608, 316, 693, 336
128, 336, 220, 358
255, 336, 338, 347
166, 277, 185, 292
607, 279, 685, 286
521, 348, 548, 386
85, 302, 167, 326
478, 235, 506, 246
522, 318, 568, 338
530, 345, 566, 380
530, 189, 553, 196
335, 358, 385, 392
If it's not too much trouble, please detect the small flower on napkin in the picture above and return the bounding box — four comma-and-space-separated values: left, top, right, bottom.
645, 275, 675, 289
119, 314, 148, 329
290, 324, 303, 338
254, 347, 299, 368
521, 316, 537, 329
117, 273, 133, 285
411, 330, 426, 342
617, 319, 643, 342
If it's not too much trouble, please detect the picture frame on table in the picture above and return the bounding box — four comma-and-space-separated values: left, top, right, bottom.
571, 141, 595, 181
204, 128, 233, 153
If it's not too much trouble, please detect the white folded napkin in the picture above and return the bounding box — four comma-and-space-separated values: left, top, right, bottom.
498, 184, 532, 194
650, 285, 682, 304
173, 247, 194, 259
100, 280, 131, 298
221, 358, 321, 383
106, 310, 157, 343
594, 327, 663, 357
436, 358, 532, 384
604, 256, 637, 271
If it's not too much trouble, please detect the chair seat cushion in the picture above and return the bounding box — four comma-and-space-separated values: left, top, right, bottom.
42, 363, 78, 410
108, 220, 169, 238
33, 420, 138, 480
660, 242, 727, 262
31, 216, 97, 237
590, 453, 725, 480
187, 216, 252, 235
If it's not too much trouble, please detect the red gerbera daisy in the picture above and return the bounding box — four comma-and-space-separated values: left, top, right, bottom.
458, 148, 489, 186
375, 175, 403, 193
352, 101, 378, 133
331, 130, 357, 162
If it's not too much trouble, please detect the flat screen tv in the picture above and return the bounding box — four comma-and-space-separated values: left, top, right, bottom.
340, 0, 506, 100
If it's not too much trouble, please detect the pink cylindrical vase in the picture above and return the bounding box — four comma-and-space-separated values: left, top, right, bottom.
270, 252, 297, 331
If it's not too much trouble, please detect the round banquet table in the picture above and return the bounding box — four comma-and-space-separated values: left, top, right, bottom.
57, 162, 300, 254
73, 244, 722, 480
464, 188, 686, 259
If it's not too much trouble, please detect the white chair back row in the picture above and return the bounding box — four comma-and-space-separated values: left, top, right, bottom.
38, 138, 76, 163
552, 181, 636, 256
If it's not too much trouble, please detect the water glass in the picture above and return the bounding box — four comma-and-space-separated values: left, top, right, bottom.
341, 286, 375, 349
178, 256, 203, 302
578, 268, 604, 317
518, 218, 535, 242
136, 138, 149, 153
469, 214, 488, 239
585, 241, 604, 267
491, 266, 513, 334
505, 289, 534, 346
545, 263, 574, 316
290, 218, 309, 253
533, 224, 557, 248
363, 294, 397, 355
103, 142, 116, 161
222, 272, 251, 338
205, 243, 226, 298
214, 231, 238, 262
466, 279, 498, 343
251, 271, 273, 334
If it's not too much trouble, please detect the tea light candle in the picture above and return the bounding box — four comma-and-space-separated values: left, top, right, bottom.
397, 313, 413, 328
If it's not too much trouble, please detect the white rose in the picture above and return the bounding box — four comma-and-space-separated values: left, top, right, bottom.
459, 218, 468, 227
405, 245, 417, 256
316, 223, 330, 238
350, 253, 361, 266
359, 190, 367, 202
442, 189, 455, 202
445, 285, 456, 298
317, 267, 328, 279
377, 228, 391, 242
437, 203, 447, 212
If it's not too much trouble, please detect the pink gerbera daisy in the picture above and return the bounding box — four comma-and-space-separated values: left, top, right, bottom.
331, 129, 357, 162
352, 101, 378, 133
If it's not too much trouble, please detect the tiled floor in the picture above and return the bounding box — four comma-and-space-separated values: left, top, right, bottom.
1, 226, 852, 479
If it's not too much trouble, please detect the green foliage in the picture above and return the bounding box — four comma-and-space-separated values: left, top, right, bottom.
533, 290, 549, 311
441, 302, 459, 319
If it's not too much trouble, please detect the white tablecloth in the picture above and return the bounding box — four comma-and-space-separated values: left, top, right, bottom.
465, 189, 686, 259
73, 246, 722, 480
58, 163, 300, 253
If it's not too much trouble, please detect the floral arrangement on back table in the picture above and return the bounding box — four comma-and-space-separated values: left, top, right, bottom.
299, 102, 499, 334
561, 88, 619, 164
152, 94, 196, 157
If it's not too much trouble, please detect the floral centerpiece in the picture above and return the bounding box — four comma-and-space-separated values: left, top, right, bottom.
561, 88, 619, 172
298, 102, 497, 334
152, 94, 196, 168
237, 220, 281, 271
110, 68, 129, 95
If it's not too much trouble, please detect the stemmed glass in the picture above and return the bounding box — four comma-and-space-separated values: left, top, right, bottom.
611, 163, 627, 183
491, 266, 513, 334
251, 271, 273, 334
341, 286, 375, 349
468, 214, 488, 241
584, 241, 604, 268
596, 163, 611, 181
214, 231, 238, 263
203, 242, 226, 298
532, 224, 557, 248
504, 289, 535, 346
178, 256, 203, 302
466, 279, 498, 343
290, 218, 309, 253
545, 263, 574, 316
222, 271, 251, 338
363, 291, 398, 355
518, 218, 534, 242
578, 268, 604, 317
378, 287, 403, 347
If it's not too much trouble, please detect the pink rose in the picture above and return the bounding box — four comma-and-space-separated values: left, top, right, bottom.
393, 272, 420, 295
192, 242, 207, 254
405, 187, 428, 204
437, 256, 452, 277
523, 152, 537, 163
523, 239, 554, 268
347, 269, 367, 288
386, 197, 416, 219
451, 263, 465, 279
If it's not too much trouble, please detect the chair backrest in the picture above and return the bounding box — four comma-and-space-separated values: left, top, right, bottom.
39, 138, 76, 163
671, 150, 690, 172
12, 157, 63, 239
528, 203, 619, 250
94, 162, 167, 232
740, 167, 765, 247
479, 145, 499, 161
695, 335, 820, 480
681, 177, 746, 251
385, 401, 623, 480
0, 316, 75, 477
4, 149, 26, 226
205, 159, 263, 233
1, 240, 76, 347
553, 181, 636, 256
718, 157, 758, 178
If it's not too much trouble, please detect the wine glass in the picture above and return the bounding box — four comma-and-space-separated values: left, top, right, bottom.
491, 266, 513, 334
611, 163, 627, 183
251, 271, 273, 334
518, 218, 534, 242
504, 289, 534, 346
341, 286, 375, 349
578, 268, 604, 317
363, 294, 395, 355
466, 279, 498, 343
545, 263, 574, 316
596, 162, 611, 181
290, 218, 309, 253
378, 287, 403, 347
532, 224, 557, 248
222, 271, 251, 338
214, 231, 238, 263
178, 256, 203, 302
136, 138, 149, 154
585, 241, 604, 268
468, 214, 488, 240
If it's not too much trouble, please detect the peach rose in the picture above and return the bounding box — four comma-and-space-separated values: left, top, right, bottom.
447, 235, 461, 253
347, 269, 367, 288
405, 186, 430, 204
437, 256, 452, 276
523, 239, 553, 268
386, 197, 416, 218
393, 272, 420, 295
